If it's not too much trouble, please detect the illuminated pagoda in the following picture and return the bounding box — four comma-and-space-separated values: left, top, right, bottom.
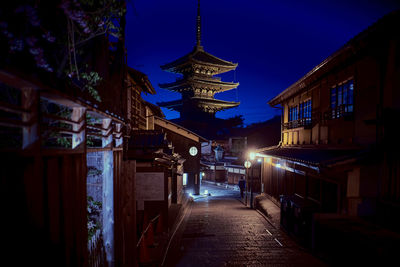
158, 0, 239, 127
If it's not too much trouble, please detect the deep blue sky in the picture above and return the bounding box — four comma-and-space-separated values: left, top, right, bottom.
125, 0, 399, 126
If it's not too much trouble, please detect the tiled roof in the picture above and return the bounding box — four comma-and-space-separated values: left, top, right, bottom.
160, 46, 237, 72
258, 146, 367, 167
127, 67, 156, 95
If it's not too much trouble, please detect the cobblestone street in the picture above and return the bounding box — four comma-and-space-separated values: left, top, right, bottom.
164, 183, 326, 266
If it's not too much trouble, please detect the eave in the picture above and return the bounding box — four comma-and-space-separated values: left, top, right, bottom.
159, 77, 239, 93
160, 46, 238, 75
191, 97, 240, 109
268, 10, 400, 107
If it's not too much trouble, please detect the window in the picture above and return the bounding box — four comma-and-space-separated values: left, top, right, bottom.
299, 99, 312, 125
287, 99, 312, 129
330, 80, 354, 119
289, 106, 298, 122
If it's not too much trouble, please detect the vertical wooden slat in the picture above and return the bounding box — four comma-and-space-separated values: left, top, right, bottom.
24, 155, 45, 231
115, 156, 136, 267
114, 151, 122, 266
47, 157, 61, 245
76, 153, 88, 267
61, 155, 73, 267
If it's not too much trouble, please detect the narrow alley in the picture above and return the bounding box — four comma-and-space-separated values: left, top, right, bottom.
163, 183, 326, 266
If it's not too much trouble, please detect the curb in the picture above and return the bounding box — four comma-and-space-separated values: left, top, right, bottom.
160, 195, 193, 266
255, 208, 277, 230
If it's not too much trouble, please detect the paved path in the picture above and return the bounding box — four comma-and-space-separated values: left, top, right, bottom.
163, 183, 326, 267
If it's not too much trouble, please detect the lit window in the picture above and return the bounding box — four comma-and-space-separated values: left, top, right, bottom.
330, 80, 354, 119
299, 99, 312, 125
289, 106, 298, 122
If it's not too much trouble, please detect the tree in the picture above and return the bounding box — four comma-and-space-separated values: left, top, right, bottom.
0, 0, 127, 101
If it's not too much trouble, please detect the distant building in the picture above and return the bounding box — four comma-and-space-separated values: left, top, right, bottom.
154, 116, 207, 196
200, 116, 281, 187
257, 10, 400, 253
158, 0, 239, 138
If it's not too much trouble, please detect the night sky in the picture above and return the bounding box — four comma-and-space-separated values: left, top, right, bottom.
125, 0, 400, 126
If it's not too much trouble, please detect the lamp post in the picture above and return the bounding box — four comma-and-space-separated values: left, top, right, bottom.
244, 160, 251, 207
249, 152, 256, 208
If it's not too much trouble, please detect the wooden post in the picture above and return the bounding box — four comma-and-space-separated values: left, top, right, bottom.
115, 158, 136, 267
71, 107, 85, 149
102, 118, 112, 148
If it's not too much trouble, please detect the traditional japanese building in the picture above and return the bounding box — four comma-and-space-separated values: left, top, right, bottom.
255, 10, 400, 264
158, 0, 239, 129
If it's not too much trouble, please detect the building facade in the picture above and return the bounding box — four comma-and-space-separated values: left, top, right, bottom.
258, 10, 400, 248
154, 116, 207, 196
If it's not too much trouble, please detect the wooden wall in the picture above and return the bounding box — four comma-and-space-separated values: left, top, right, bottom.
1, 152, 87, 266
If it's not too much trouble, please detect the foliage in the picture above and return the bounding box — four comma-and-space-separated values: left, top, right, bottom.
40, 99, 73, 148
87, 195, 102, 240
86, 135, 95, 146
86, 113, 103, 126
225, 115, 245, 129
0, 0, 127, 102
55, 135, 72, 148
81, 71, 102, 102
87, 166, 102, 176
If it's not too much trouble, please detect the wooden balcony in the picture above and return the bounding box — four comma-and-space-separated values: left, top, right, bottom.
323, 105, 354, 121
283, 118, 313, 130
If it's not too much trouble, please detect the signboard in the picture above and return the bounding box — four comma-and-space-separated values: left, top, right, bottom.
189, 146, 198, 156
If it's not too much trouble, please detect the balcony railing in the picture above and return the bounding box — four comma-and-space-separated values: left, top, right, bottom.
323, 105, 354, 121
283, 118, 313, 130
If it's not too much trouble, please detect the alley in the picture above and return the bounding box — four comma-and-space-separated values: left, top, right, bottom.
163, 183, 326, 266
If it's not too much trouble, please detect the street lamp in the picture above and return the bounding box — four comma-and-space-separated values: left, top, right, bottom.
247, 151, 258, 209
244, 159, 251, 207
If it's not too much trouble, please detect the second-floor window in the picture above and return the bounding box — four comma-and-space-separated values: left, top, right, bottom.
330, 80, 354, 119
287, 99, 312, 129
289, 106, 298, 122
299, 99, 312, 125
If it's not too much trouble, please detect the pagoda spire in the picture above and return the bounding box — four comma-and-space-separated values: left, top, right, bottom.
159, 0, 239, 124
196, 0, 202, 49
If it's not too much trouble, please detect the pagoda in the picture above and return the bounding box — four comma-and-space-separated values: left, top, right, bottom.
158, 0, 239, 123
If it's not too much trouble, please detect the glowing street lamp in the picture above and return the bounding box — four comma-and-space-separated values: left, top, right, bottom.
249, 152, 256, 161
247, 150, 258, 209
244, 160, 251, 206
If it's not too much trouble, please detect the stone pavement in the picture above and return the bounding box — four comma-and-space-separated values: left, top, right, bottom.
163, 183, 326, 267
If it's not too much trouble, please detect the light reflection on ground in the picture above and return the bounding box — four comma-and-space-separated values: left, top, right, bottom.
191, 182, 240, 201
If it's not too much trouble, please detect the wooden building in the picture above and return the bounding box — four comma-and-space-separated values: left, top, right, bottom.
127, 130, 181, 233
0, 2, 141, 266
257, 10, 400, 255
154, 116, 207, 195
0, 60, 133, 266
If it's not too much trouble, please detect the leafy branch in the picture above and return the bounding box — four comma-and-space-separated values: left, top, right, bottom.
0, 1, 126, 101
81, 71, 102, 102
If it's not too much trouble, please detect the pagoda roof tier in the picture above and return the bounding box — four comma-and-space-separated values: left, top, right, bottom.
191, 97, 240, 110
159, 76, 239, 93
157, 97, 239, 113
160, 46, 238, 75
